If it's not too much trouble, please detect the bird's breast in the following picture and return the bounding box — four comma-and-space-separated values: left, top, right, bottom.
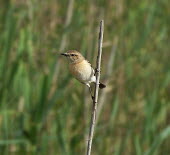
69, 60, 95, 83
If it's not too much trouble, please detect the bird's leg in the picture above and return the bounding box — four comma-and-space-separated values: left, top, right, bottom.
86, 84, 94, 100
94, 68, 100, 76
89, 86, 94, 100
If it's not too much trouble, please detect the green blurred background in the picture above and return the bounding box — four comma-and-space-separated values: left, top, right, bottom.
0, 0, 170, 154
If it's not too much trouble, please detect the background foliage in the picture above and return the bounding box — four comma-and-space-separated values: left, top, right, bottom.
0, 0, 170, 154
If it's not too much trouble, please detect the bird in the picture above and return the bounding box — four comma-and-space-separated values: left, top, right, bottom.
61, 50, 106, 99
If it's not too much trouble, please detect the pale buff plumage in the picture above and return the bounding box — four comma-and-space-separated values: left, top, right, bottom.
69, 59, 96, 86
61, 50, 106, 94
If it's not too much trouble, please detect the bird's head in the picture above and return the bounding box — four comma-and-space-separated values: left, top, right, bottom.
61, 50, 85, 63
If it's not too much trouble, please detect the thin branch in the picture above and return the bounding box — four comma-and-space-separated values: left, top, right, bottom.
97, 37, 118, 123
83, 9, 98, 148
86, 20, 104, 155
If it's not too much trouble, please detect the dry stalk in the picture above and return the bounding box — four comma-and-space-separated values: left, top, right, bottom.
86, 20, 104, 155
97, 37, 118, 123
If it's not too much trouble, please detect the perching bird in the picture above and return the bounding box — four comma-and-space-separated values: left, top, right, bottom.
61, 50, 106, 99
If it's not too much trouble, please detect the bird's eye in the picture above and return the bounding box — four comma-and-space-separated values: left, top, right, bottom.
71, 54, 75, 56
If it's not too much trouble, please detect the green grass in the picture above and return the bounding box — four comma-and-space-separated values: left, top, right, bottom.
0, 0, 170, 154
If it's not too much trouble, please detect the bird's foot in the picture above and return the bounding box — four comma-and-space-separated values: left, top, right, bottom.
94, 68, 100, 76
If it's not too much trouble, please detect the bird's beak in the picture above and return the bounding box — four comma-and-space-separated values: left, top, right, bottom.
61, 53, 68, 56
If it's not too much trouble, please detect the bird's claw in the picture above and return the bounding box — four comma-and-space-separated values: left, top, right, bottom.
95, 68, 100, 75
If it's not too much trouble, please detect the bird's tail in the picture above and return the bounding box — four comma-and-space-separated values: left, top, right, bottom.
99, 82, 106, 89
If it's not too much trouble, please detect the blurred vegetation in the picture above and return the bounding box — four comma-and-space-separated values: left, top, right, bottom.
0, 0, 170, 154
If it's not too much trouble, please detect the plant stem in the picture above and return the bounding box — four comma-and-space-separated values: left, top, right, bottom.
86, 20, 104, 155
